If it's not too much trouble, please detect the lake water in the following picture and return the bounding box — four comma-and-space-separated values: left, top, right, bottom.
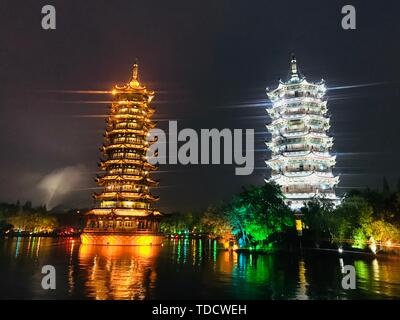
0, 237, 399, 300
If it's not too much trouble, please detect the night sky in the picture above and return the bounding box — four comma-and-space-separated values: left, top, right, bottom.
1, 0, 400, 213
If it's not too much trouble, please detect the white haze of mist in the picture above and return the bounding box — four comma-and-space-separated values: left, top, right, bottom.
37, 164, 87, 210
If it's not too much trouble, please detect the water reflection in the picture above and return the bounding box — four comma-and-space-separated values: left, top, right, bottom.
78, 245, 160, 300
297, 259, 309, 300
354, 257, 400, 298
0, 237, 399, 299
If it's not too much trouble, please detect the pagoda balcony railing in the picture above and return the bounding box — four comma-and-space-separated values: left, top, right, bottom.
99, 203, 151, 209
117, 108, 142, 114
280, 150, 333, 159
276, 96, 322, 104
282, 109, 326, 116
280, 136, 330, 144
113, 137, 145, 144
283, 109, 308, 115
284, 188, 335, 194
278, 167, 329, 173
110, 153, 143, 160
111, 113, 145, 119
108, 169, 143, 175
277, 105, 326, 112
281, 145, 326, 153
115, 123, 142, 130
283, 127, 306, 133
83, 227, 160, 233
279, 144, 315, 150
280, 113, 326, 120
281, 128, 326, 135
105, 187, 148, 192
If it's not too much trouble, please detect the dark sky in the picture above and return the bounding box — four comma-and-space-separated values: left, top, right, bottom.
1, 0, 400, 212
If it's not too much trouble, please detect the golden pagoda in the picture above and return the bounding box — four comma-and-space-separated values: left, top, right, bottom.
81, 63, 164, 246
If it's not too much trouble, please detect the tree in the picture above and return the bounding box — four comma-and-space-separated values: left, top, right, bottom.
200, 203, 232, 239
370, 220, 400, 243
328, 196, 373, 246
302, 198, 334, 245
226, 183, 294, 249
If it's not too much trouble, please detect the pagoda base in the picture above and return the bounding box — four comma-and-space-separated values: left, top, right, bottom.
80, 231, 164, 246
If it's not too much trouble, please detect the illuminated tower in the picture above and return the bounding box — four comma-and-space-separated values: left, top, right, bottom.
265, 55, 340, 210
81, 63, 164, 246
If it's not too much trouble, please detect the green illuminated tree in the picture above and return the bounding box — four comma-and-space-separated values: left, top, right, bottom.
227, 183, 294, 248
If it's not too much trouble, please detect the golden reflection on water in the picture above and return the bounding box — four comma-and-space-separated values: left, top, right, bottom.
296, 259, 309, 300
78, 245, 161, 300
354, 257, 400, 298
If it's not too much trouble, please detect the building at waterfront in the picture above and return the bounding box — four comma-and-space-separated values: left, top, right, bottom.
265, 55, 340, 210
81, 63, 164, 245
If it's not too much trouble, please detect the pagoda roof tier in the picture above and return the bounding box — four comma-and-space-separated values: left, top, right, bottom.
111, 100, 154, 109
267, 125, 330, 135
106, 118, 157, 130
100, 159, 157, 170
111, 99, 154, 108
280, 150, 334, 159
270, 97, 327, 109
266, 115, 330, 129
266, 143, 333, 153
113, 90, 154, 103
93, 192, 159, 201
85, 208, 162, 217
110, 107, 156, 118
267, 82, 326, 101
283, 193, 340, 201
271, 169, 335, 177
268, 148, 333, 157
265, 135, 333, 148
266, 152, 336, 164
96, 175, 159, 185
109, 114, 148, 121
102, 143, 148, 152
110, 63, 155, 101
280, 131, 331, 140
268, 131, 333, 141
104, 138, 149, 146
267, 108, 328, 119
105, 129, 147, 136
282, 198, 341, 210
266, 139, 334, 151
270, 172, 339, 185
267, 56, 326, 99
267, 162, 336, 172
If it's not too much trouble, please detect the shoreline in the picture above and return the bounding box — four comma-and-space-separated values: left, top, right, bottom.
2, 234, 400, 258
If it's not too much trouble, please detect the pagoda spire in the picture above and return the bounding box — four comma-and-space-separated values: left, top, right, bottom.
289, 54, 299, 82
130, 60, 140, 88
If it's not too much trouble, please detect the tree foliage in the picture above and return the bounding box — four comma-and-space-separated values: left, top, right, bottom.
161, 183, 294, 249
226, 183, 294, 248
303, 192, 400, 249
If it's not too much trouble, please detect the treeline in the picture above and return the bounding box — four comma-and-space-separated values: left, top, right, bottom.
0, 201, 83, 234
302, 187, 400, 250
162, 181, 400, 252
161, 183, 295, 250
